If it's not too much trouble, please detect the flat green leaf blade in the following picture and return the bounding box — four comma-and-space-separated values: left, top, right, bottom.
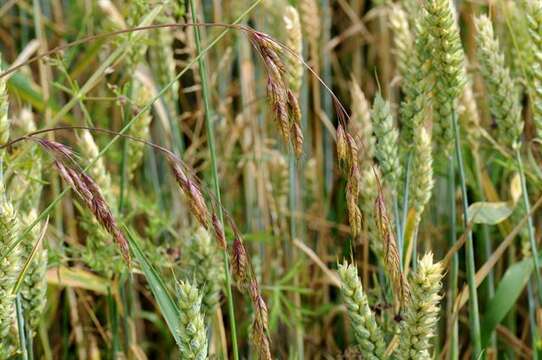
481, 258, 533, 346
124, 227, 182, 347
467, 201, 514, 225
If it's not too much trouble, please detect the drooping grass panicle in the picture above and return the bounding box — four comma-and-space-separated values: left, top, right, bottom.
176, 280, 208, 360
249, 279, 272, 360
422, 0, 467, 154
250, 29, 304, 156
168, 157, 210, 229
227, 225, 271, 358
397, 252, 443, 360
338, 262, 386, 359
474, 15, 523, 150
43, 143, 130, 263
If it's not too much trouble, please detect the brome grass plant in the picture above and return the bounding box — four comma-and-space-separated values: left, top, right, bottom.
0, 0, 541, 358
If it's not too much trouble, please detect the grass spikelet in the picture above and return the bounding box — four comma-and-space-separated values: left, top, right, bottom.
349, 78, 374, 167
267, 150, 289, 223
299, 0, 320, 47
360, 166, 384, 261
231, 233, 248, 286
398, 18, 432, 146
266, 77, 290, 144
409, 127, 433, 225
338, 262, 386, 359
176, 280, 208, 360
458, 79, 482, 149
20, 209, 48, 333
423, 0, 466, 154
336, 123, 348, 166
475, 15, 523, 150
186, 226, 224, 319
10, 110, 42, 212
211, 213, 227, 250
127, 79, 153, 180
249, 280, 272, 359
397, 253, 443, 359
521, 0, 542, 138
0, 58, 9, 146
346, 163, 362, 237
168, 158, 210, 228
375, 192, 409, 307
283, 5, 303, 95
149, 13, 179, 120
389, 4, 414, 84
372, 94, 400, 191
0, 185, 20, 357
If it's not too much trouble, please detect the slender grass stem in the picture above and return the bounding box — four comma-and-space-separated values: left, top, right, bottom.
448, 155, 458, 360
452, 110, 482, 356
189, 1, 240, 358
16, 294, 29, 360
402, 150, 412, 266
289, 152, 304, 358
515, 148, 542, 303
527, 281, 540, 360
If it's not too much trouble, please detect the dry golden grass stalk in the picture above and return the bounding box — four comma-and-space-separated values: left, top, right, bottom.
375, 191, 409, 308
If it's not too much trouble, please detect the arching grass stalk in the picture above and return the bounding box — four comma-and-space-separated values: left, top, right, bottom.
0, 0, 264, 270
188, 1, 240, 358
451, 109, 482, 355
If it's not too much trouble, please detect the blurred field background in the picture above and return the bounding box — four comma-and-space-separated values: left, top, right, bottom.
0, 0, 541, 359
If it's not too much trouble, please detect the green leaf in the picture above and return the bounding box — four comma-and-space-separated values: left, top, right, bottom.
481, 258, 533, 346
124, 227, 182, 347
467, 201, 515, 225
